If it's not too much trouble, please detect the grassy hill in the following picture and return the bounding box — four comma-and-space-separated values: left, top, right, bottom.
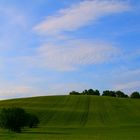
0, 95, 140, 140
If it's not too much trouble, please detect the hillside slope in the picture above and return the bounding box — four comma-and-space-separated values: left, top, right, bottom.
0, 95, 140, 140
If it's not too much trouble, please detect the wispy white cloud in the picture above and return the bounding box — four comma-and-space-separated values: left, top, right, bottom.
31, 0, 130, 71
26, 40, 120, 71
111, 68, 140, 93
119, 69, 140, 78
0, 85, 39, 100
34, 0, 130, 35
0, 39, 121, 73
114, 81, 140, 91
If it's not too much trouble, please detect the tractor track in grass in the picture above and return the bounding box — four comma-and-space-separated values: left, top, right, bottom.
80, 96, 90, 126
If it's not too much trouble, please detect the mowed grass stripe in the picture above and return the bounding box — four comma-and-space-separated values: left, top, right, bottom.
79, 96, 90, 126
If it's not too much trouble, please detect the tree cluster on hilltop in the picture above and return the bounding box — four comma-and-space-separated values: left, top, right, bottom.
69, 89, 140, 99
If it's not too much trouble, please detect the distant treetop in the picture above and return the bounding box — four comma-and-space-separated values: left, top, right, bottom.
69, 89, 140, 99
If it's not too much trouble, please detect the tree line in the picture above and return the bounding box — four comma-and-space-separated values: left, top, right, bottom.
69, 89, 140, 99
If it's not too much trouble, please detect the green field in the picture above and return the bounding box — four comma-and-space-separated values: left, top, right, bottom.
0, 95, 140, 140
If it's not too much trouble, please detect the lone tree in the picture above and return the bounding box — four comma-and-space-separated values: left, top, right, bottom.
0, 107, 39, 133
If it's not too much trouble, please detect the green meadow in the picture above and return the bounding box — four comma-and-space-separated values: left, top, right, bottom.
0, 95, 140, 140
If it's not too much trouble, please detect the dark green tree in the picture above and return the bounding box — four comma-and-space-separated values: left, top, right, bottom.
87, 89, 94, 95
27, 114, 40, 128
115, 91, 128, 98
0, 107, 40, 133
69, 91, 80, 95
94, 90, 100, 96
102, 90, 116, 97
87, 89, 100, 96
0, 108, 28, 132
81, 90, 88, 95
130, 92, 140, 99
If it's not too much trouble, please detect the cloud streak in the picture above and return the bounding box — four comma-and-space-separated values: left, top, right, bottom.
26, 40, 119, 71
114, 81, 140, 91
31, 0, 130, 71
34, 0, 130, 35
0, 85, 39, 100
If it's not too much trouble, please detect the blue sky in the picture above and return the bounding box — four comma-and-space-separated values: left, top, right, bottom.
0, 0, 140, 99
